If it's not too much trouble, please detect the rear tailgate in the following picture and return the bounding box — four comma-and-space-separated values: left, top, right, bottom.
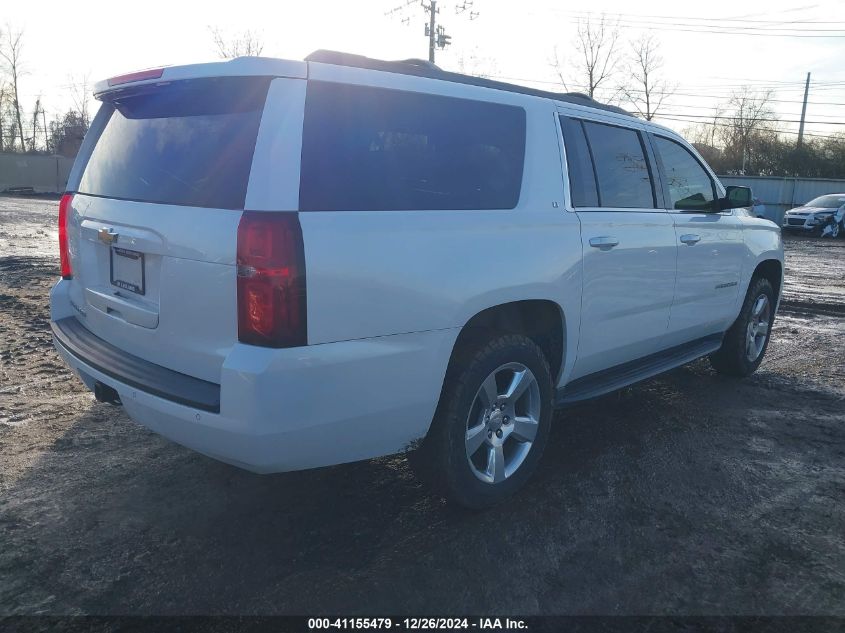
63, 75, 273, 383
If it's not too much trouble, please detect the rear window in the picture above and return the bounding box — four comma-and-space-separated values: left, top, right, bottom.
77, 77, 271, 209
299, 82, 526, 211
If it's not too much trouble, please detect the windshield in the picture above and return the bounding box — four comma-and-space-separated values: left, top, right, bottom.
804, 195, 845, 209
77, 77, 271, 209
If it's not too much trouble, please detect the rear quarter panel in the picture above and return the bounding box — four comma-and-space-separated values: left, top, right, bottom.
300, 207, 581, 346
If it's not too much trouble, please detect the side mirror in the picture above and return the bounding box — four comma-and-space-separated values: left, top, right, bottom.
721, 186, 752, 210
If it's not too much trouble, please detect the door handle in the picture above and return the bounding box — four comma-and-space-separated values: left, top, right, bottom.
588, 236, 620, 249
680, 234, 701, 245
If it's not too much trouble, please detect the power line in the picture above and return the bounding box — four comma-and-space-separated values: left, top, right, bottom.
653, 116, 844, 141
595, 88, 845, 103
612, 80, 845, 91
482, 74, 845, 102
600, 86, 845, 104
655, 112, 845, 126
546, 10, 845, 37
622, 101, 845, 119
559, 12, 845, 32
690, 74, 843, 84
537, 19, 845, 38
725, 4, 824, 21
578, 85, 845, 105
548, 9, 845, 26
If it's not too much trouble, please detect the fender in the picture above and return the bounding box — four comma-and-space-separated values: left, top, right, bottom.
736, 214, 785, 316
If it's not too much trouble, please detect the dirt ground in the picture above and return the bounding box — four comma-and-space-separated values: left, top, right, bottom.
1, 195, 844, 616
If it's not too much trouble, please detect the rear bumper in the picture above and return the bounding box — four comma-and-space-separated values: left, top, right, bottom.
51, 286, 458, 473
52, 317, 220, 412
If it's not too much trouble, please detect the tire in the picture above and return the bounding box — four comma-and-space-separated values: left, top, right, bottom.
832, 221, 842, 239
412, 333, 553, 509
709, 276, 776, 377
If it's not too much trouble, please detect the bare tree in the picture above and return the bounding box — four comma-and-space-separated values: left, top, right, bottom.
68, 73, 92, 128
618, 33, 675, 120
0, 25, 26, 151
721, 87, 776, 173
209, 26, 264, 58
706, 106, 725, 149
552, 15, 621, 99
0, 81, 7, 152
454, 47, 497, 79
550, 46, 571, 92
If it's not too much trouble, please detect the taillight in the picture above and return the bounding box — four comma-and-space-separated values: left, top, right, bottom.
58, 193, 73, 279
236, 212, 307, 348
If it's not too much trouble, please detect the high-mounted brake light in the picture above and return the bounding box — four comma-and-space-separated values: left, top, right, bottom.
236, 212, 307, 348
107, 68, 164, 87
58, 193, 73, 279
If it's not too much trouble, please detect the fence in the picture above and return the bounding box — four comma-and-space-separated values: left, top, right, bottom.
719, 175, 845, 225
0, 152, 75, 194
2, 151, 844, 217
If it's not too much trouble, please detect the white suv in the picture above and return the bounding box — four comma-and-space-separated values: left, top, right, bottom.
51, 51, 783, 507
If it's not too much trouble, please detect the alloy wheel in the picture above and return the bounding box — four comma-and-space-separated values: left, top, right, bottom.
746, 294, 771, 362
464, 362, 541, 484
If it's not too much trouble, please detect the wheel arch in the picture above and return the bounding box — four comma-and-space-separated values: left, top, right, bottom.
450, 300, 567, 386
752, 258, 783, 303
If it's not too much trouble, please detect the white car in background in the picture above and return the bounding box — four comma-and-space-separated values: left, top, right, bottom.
50, 51, 784, 508
782, 194, 845, 235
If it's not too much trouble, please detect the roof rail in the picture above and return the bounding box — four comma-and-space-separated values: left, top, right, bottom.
304, 50, 632, 117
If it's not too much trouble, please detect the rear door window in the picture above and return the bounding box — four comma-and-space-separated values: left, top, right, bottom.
77, 77, 271, 209
653, 136, 716, 212
582, 121, 656, 209
560, 117, 599, 207
299, 82, 526, 211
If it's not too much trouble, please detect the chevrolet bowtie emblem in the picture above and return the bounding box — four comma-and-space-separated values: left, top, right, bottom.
98, 228, 119, 245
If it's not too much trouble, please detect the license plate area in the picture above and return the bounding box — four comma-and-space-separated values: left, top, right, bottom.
110, 247, 145, 295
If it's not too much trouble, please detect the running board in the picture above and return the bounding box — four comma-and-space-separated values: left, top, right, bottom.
555, 334, 723, 406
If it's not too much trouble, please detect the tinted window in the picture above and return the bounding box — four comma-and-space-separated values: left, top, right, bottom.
582, 121, 655, 208
560, 117, 598, 207
78, 77, 271, 209
654, 136, 716, 212
299, 82, 526, 211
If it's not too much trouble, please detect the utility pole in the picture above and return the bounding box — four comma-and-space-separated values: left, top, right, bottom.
422, 2, 452, 63
387, 0, 467, 64
426, 1, 437, 62
797, 72, 811, 149
42, 107, 49, 154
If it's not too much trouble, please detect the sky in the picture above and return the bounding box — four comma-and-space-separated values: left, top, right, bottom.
3, 0, 845, 142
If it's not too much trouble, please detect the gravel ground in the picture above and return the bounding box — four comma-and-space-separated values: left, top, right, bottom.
1, 196, 844, 616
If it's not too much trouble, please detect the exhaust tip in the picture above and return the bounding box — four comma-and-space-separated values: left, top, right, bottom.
94, 381, 122, 406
